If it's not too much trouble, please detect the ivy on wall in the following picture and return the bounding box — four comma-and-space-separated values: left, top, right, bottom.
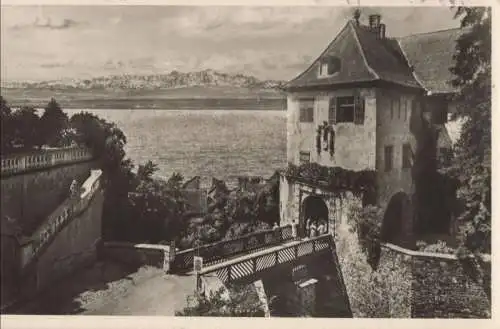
346, 204, 384, 270
315, 122, 335, 157
284, 162, 376, 197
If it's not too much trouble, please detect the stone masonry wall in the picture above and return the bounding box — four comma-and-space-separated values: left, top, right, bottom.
34, 186, 104, 292
100, 241, 171, 270
334, 217, 412, 317
1, 160, 95, 233
375, 88, 417, 209
334, 211, 491, 318
409, 249, 491, 318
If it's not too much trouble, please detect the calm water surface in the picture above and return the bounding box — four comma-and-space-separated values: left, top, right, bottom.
66, 109, 286, 186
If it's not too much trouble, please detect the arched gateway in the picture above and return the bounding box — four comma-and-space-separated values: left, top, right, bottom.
300, 195, 329, 237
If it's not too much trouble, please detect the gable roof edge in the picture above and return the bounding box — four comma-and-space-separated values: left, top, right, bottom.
348, 20, 380, 81
395, 38, 431, 95
285, 22, 354, 89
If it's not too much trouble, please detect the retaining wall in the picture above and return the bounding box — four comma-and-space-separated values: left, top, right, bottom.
100, 241, 172, 271
1, 147, 95, 233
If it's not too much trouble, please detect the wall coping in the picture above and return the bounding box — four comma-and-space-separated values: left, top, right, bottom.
20, 169, 103, 269
381, 242, 491, 263
1, 146, 93, 177
102, 241, 170, 252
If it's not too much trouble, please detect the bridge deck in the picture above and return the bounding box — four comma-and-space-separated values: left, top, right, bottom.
197, 234, 333, 285
198, 237, 310, 274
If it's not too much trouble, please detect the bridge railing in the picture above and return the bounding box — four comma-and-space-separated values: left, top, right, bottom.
172, 225, 294, 272
1, 147, 93, 176
198, 234, 333, 285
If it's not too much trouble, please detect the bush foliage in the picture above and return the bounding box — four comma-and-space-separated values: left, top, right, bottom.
347, 204, 384, 270
176, 286, 265, 317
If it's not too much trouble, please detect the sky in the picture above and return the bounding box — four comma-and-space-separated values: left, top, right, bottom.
0, 6, 460, 82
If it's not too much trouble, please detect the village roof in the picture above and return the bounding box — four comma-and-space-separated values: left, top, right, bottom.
286, 20, 464, 95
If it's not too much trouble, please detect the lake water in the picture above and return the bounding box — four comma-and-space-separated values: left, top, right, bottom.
65, 109, 287, 187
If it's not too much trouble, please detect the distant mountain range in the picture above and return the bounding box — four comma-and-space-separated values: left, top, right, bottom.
1, 69, 287, 91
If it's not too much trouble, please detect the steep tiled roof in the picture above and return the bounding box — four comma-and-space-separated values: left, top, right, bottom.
287, 21, 464, 94
286, 21, 378, 90
352, 23, 421, 89
398, 28, 464, 94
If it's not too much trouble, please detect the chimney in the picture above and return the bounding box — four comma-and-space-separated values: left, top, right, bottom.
368, 14, 381, 30
368, 14, 386, 39
379, 23, 386, 39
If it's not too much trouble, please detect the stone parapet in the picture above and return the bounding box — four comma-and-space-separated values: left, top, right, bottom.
1, 147, 92, 177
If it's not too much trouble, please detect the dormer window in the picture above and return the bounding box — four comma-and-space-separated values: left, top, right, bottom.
318, 56, 341, 78
319, 63, 329, 77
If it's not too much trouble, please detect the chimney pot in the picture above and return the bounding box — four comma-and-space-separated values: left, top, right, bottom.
368, 14, 381, 30
379, 23, 386, 39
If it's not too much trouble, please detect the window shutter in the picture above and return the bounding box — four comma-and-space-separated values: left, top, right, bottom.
354, 96, 365, 124
328, 97, 337, 124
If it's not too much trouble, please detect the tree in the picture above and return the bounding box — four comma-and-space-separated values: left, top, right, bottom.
40, 98, 69, 147
11, 106, 42, 149
128, 172, 188, 243
136, 160, 158, 182
0, 96, 15, 154
69, 111, 127, 173
69, 111, 133, 240
448, 7, 491, 253
255, 172, 280, 226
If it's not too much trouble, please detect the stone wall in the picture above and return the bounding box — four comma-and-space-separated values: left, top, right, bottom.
100, 241, 172, 270
1, 169, 105, 309
287, 88, 377, 171
278, 177, 361, 237
334, 214, 491, 318
405, 245, 491, 318
31, 174, 104, 292
375, 88, 417, 209
1, 154, 95, 234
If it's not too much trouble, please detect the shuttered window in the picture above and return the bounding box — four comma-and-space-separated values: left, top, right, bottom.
354, 96, 365, 124
336, 96, 355, 123
328, 97, 336, 124
334, 95, 364, 125
299, 99, 314, 123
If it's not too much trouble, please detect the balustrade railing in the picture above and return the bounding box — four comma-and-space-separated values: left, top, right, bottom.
199, 234, 333, 285
1, 147, 93, 176
20, 169, 103, 269
172, 225, 294, 272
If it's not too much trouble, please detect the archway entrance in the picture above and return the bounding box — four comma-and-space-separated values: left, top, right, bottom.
300, 195, 329, 237
381, 192, 411, 247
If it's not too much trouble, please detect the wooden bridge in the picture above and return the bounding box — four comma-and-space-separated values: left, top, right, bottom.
196, 234, 333, 286
172, 225, 295, 272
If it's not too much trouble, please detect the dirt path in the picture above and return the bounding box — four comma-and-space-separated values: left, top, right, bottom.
86, 273, 196, 315
19, 261, 196, 315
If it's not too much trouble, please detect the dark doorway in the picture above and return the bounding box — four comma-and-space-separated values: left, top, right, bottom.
381, 192, 411, 246
301, 195, 329, 237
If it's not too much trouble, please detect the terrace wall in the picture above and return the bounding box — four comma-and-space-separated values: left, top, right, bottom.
334, 218, 491, 318
0, 147, 95, 234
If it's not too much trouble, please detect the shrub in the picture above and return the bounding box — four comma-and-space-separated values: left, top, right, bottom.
347, 204, 384, 270
176, 285, 265, 317
416, 240, 456, 254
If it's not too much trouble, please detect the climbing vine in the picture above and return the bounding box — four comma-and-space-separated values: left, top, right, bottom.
315, 121, 336, 157
285, 162, 376, 197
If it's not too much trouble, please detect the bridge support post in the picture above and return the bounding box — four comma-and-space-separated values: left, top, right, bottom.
297, 278, 318, 317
